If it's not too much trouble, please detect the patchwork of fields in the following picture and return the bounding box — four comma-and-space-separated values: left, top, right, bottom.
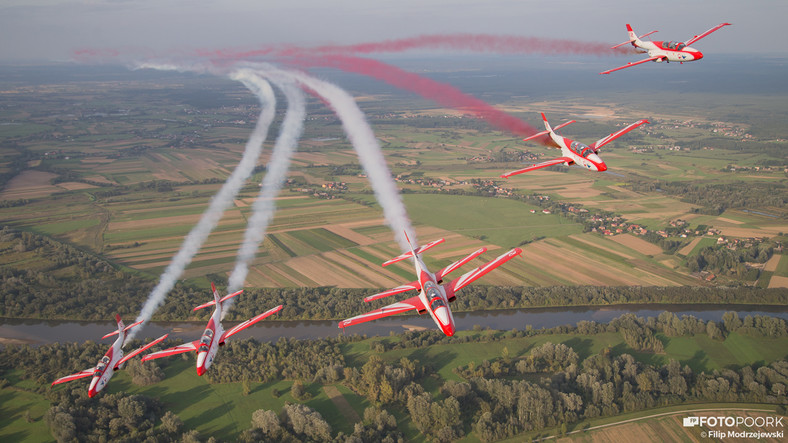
1, 72, 786, 291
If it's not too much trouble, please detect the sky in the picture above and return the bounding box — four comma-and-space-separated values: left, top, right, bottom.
0, 0, 783, 63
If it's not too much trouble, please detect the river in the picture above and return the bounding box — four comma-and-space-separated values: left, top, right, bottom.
1, 303, 786, 346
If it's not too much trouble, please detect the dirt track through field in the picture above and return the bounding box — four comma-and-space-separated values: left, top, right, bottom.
678, 237, 702, 256
768, 275, 788, 289
764, 254, 782, 272
323, 386, 361, 424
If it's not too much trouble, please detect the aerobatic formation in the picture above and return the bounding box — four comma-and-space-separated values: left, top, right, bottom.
52, 22, 731, 403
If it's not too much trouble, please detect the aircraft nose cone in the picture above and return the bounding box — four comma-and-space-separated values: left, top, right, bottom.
694, 51, 703, 60
88, 389, 96, 398
597, 162, 608, 172
196, 351, 208, 376
442, 323, 456, 337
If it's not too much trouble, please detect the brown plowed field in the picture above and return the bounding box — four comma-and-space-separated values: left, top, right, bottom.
608, 234, 663, 256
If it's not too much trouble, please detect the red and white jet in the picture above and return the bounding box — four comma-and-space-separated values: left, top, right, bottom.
500, 113, 648, 177
142, 283, 282, 375
338, 234, 522, 336
601, 22, 731, 74
51, 315, 168, 398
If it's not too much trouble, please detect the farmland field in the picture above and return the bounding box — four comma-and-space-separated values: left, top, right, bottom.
0, 63, 785, 290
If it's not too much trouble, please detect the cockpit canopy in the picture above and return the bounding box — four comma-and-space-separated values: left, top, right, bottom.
662, 41, 686, 50
198, 329, 214, 352
95, 355, 111, 374
430, 296, 446, 311
570, 141, 595, 158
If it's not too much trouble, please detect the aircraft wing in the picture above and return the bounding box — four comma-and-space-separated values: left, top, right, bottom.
448, 248, 523, 293
116, 334, 169, 367
338, 295, 425, 329
141, 340, 199, 363
600, 55, 664, 74
435, 247, 487, 282
364, 282, 420, 302
590, 119, 649, 151
221, 305, 283, 342
500, 157, 573, 177
685, 23, 731, 46
52, 368, 94, 386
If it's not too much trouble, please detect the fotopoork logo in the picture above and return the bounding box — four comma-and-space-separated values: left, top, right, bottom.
683, 417, 700, 427
682, 415, 784, 428
683, 415, 785, 439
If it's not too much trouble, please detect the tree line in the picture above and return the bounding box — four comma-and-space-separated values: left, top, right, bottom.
1, 226, 786, 324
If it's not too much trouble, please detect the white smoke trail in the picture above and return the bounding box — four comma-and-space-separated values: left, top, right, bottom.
128, 70, 277, 337
250, 63, 415, 252
224, 72, 306, 310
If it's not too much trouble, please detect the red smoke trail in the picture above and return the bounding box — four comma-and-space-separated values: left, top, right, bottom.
287, 54, 541, 139
195, 33, 631, 60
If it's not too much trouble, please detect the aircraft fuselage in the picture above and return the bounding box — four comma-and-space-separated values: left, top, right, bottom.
88, 333, 124, 397
196, 309, 224, 376
413, 255, 456, 336
549, 131, 607, 172
636, 40, 703, 63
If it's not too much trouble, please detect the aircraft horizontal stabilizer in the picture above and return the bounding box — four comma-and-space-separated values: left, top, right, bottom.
382, 238, 445, 266
193, 289, 244, 312
102, 318, 144, 339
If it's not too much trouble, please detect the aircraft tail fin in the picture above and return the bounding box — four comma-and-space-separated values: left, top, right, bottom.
541, 113, 553, 133
116, 314, 124, 333
626, 24, 637, 42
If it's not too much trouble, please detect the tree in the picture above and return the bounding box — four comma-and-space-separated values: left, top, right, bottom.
161, 411, 183, 435
251, 409, 281, 436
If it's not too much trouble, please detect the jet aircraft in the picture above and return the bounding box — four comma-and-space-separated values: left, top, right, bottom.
51, 315, 168, 397
338, 233, 522, 336
500, 113, 648, 177
142, 283, 282, 375
601, 22, 731, 74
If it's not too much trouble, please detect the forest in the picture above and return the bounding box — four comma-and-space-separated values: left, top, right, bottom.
2, 311, 786, 442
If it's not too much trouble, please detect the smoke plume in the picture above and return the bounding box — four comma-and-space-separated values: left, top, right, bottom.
128, 70, 277, 336
289, 54, 541, 139
196, 33, 631, 59
224, 72, 306, 307
253, 64, 415, 251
